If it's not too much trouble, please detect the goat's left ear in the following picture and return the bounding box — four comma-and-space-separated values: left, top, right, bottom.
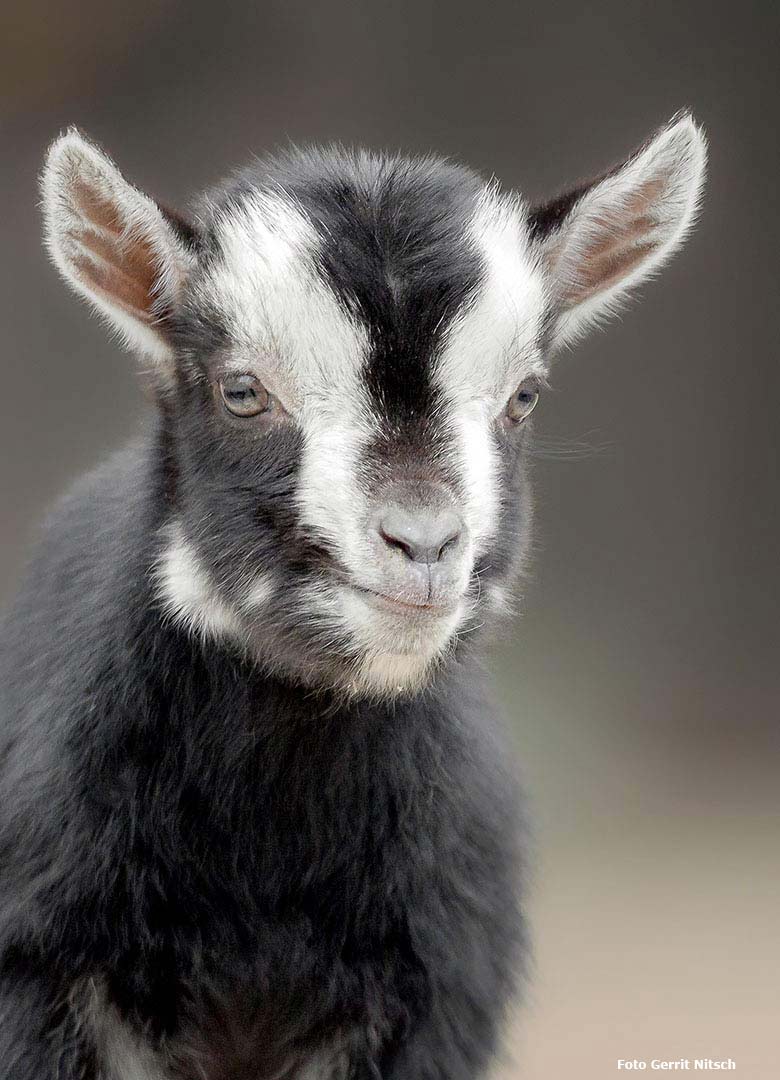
529, 113, 707, 349
41, 128, 197, 366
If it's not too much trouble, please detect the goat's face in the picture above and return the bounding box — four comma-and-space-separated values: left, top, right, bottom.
164, 158, 544, 694
41, 120, 706, 696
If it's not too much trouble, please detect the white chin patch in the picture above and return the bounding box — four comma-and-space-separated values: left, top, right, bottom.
353, 651, 438, 697
331, 586, 467, 697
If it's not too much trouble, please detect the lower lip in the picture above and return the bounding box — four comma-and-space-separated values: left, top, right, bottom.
354, 587, 456, 617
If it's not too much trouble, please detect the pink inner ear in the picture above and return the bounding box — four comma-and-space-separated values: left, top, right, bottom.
572, 239, 659, 304
67, 176, 161, 323
563, 173, 671, 306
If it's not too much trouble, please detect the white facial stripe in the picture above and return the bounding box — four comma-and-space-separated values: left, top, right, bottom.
449, 403, 501, 554
296, 407, 377, 580
197, 193, 376, 580
437, 187, 546, 407
197, 192, 371, 413
434, 187, 547, 552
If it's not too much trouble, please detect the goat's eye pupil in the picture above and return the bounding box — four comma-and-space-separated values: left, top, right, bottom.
219, 375, 270, 418
506, 381, 540, 423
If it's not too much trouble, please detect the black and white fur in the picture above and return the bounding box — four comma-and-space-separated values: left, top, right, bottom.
0, 115, 705, 1078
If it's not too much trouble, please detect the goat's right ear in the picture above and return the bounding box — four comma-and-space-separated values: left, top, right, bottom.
41, 129, 196, 365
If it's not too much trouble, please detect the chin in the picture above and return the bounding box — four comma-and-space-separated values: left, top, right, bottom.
335, 586, 468, 699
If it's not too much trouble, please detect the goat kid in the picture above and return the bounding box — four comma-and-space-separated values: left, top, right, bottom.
0, 116, 705, 1078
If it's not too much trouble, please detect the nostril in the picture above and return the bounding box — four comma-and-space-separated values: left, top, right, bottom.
377, 506, 463, 565
436, 524, 461, 561
379, 525, 416, 561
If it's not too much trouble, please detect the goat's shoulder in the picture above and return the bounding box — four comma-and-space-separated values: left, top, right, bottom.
0, 432, 162, 683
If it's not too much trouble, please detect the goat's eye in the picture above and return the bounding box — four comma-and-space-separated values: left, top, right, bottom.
219, 374, 270, 418
505, 380, 540, 423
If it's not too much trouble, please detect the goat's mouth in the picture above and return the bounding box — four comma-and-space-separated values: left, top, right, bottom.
349, 584, 459, 617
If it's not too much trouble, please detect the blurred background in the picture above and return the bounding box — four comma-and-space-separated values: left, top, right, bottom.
1, 1, 778, 1075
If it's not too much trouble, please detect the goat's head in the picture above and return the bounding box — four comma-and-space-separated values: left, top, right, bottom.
41, 117, 706, 697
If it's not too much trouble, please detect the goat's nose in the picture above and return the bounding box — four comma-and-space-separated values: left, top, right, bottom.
378, 506, 463, 564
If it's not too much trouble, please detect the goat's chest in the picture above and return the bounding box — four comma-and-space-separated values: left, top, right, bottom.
98, 998, 355, 1080
103, 929, 401, 1080
104, 710, 453, 1076
107, 875, 416, 1080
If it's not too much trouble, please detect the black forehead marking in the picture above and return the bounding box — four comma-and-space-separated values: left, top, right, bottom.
200, 146, 487, 427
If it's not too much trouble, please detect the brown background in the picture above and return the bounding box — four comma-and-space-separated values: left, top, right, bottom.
1, 2, 778, 1075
